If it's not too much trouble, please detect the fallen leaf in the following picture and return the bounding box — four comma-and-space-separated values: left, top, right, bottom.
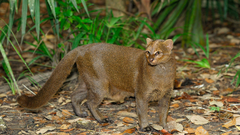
33, 117, 43, 121
213, 90, 220, 96
195, 126, 209, 135
101, 129, 111, 132
62, 109, 73, 116
205, 78, 214, 83
36, 126, 56, 134
160, 129, 171, 134
165, 121, 183, 132
60, 128, 74, 132
122, 117, 134, 124
209, 100, 223, 107
174, 79, 183, 88
117, 111, 137, 118
186, 115, 209, 125
224, 97, 240, 103
236, 117, 240, 125
59, 124, 70, 130
171, 103, 180, 108
0, 94, 7, 98
222, 117, 236, 128
122, 128, 136, 134
176, 92, 193, 100
151, 124, 163, 131
184, 128, 195, 133
221, 131, 232, 135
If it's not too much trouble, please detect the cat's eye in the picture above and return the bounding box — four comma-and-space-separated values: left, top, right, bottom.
146, 51, 150, 55
155, 51, 161, 56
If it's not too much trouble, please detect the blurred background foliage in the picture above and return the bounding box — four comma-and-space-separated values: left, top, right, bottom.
0, 0, 240, 93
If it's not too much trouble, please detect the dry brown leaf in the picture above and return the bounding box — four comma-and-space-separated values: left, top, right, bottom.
78, 132, 88, 135
176, 92, 193, 100
213, 90, 220, 96
117, 111, 137, 118
209, 100, 223, 107
224, 97, 240, 103
222, 117, 236, 128
60, 128, 74, 132
122, 117, 134, 124
59, 124, 70, 130
205, 78, 214, 83
222, 88, 234, 94
195, 126, 209, 135
174, 79, 183, 88
101, 129, 111, 132
165, 121, 183, 132
62, 109, 73, 116
184, 128, 195, 133
221, 131, 232, 135
122, 128, 136, 134
36, 126, 56, 134
33, 117, 43, 121
186, 115, 209, 125
171, 103, 180, 108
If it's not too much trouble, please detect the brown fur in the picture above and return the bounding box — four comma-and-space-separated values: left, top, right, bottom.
17, 38, 176, 131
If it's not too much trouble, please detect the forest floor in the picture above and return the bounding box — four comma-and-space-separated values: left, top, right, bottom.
0, 15, 240, 135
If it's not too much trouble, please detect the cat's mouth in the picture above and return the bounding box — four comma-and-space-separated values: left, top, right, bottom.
148, 60, 158, 66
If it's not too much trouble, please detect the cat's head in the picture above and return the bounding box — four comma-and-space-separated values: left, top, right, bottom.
145, 38, 173, 66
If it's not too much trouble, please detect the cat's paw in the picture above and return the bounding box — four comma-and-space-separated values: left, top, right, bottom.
99, 118, 113, 123
141, 125, 153, 132
75, 111, 88, 118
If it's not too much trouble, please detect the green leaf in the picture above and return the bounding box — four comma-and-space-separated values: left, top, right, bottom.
35, 0, 40, 40
72, 32, 85, 50
47, 0, 56, 19
64, 21, 70, 30
105, 17, 121, 28
80, 0, 90, 17
64, 10, 73, 17
28, 55, 43, 66
184, 58, 210, 69
7, 0, 15, 45
231, 70, 240, 87
0, 42, 18, 94
28, 0, 35, 19
70, 0, 79, 12
21, 0, 28, 44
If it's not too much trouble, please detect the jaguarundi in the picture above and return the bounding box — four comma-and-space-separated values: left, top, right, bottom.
17, 38, 176, 132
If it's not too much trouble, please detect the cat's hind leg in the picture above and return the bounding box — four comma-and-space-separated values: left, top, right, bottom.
71, 82, 88, 117
86, 83, 112, 123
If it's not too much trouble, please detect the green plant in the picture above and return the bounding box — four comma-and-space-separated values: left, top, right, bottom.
226, 51, 240, 87
151, 0, 204, 48
209, 106, 221, 112
184, 34, 210, 69
0, 26, 34, 94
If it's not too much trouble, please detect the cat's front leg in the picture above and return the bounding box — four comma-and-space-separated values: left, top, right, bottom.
135, 93, 151, 132
158, 89, 172, 128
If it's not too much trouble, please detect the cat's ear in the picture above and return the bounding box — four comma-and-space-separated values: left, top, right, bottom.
163, 39, 173, 51
146, 38, 153, 45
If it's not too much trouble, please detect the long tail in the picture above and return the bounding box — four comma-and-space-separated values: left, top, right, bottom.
17, 49, 79, 109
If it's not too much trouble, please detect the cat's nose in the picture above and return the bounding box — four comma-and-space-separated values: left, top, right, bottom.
149, 58, 154, 62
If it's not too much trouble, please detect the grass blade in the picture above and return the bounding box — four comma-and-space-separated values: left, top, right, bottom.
81, 0, 90, 17
70, 0, 79, 12
0, 42, 19, 95
47, 0, 56, 19
28, 0, 35, 19
72, 32, 85, 50
21, 0, 28, 44
7, 0, 15, 45
35, 0, 40, 40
